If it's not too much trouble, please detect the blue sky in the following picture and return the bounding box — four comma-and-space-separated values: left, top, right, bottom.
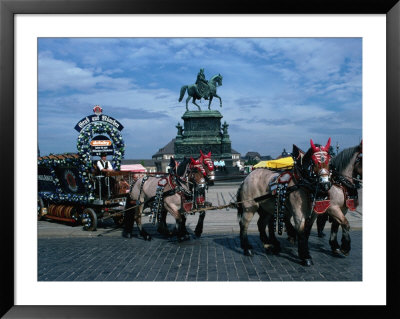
38, 38, 362, 159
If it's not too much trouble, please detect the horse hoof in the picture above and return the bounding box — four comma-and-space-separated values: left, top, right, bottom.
145, 235, 152, 241
194, 232, 202, 238
122, 231, 132, 239
340, 249, 350, 256
244, 249, 253, 257
332, 248, 341, 256
301, 259, 313, 267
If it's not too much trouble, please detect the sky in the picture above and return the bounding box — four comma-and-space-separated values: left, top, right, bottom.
38, 38, 362, 159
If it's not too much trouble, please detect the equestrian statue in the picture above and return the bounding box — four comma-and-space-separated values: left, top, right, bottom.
178, 68, 223, 111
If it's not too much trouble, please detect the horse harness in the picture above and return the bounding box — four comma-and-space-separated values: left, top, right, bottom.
331, 170, 360, 211
261, 162, 331, 235
130, 174, 193, 225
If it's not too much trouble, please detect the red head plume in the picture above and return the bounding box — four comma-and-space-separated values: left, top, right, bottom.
191, 157, 201, 165
200, 150, 205, 158
322, 137, 331, 152
310, 139, 318, 153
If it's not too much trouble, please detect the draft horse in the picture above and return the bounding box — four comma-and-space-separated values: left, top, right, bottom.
325, 141, 362, 255
158, 150, 215, 238
237, 138, 334, 266
123, 159, 206, 242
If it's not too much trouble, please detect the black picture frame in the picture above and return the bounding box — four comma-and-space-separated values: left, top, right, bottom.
1, 0, 399, 318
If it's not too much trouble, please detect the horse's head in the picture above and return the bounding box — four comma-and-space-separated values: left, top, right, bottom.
354, 140, 362, 180
199, 150, 215, 185
189, 157, 207, 188
306, 138, 332, 192
210, 74, 223, 87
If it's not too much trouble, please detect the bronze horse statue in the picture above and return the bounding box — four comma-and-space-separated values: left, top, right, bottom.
237, 138, 334, 266
178, 74, 223, 111
123, 159, 206, 242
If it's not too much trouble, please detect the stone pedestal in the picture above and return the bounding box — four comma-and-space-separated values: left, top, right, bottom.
174, 110, 232, 165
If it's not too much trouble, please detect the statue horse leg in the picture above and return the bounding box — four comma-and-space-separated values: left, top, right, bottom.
185, 96, 191, 111
214, 93, 222, 107
192, 97, 202, 111
208, 96, 213, 110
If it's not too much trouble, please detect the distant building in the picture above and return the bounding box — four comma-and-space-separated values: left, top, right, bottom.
152, 138, 176, 173
122, 158, 157, 173
276, 148, 291, 159
243, 152, 272, 162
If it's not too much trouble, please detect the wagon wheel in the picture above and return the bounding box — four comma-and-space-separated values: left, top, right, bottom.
37, 197, 45, 221
81, 208, 98, 231
112, 215, 125, 227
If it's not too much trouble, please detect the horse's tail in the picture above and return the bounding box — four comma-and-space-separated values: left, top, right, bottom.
178, 85, 188, 102
237, 181, 244, 220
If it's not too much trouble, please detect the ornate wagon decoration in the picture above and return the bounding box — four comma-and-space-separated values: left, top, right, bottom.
37, 106, 130, 231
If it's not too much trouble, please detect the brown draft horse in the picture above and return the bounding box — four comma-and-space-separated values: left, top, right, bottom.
123, 159, 206, 241
237, 138, 333, 266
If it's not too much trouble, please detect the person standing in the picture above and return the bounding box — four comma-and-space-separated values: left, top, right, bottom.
97, 153, 114, 172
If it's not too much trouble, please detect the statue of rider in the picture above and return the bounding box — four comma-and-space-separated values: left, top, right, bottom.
195, 68, 209, 99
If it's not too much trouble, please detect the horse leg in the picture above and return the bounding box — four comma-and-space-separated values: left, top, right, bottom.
340, 210, 351, 255
175, 214, 190, 242
192, 97, 201, 111
239, 210, 255, 256
284, 214, 297, 244
122, 204, 135, 239
194, 210, 206, 238
317, 213, 329, 237
185, 96, 191, 111
157, 209, 173, 237
329, 220, 341, 255
214, 94, 222, 107
259, 210, 280, 254
134, 209, 151, 241
208, 96, 213, 110
292, 207, 315, 266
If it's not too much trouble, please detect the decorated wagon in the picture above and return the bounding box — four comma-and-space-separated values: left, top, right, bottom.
37, 106, 133, 231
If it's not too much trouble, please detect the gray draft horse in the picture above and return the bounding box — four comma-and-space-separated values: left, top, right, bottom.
237, 138, 334, 266
123, 160, 206, 242
178, 74, 223, 111
326, 141, 362, 255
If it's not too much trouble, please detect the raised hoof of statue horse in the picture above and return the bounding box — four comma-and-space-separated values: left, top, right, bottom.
301, 258, 314, 267
244, 249, 254, 257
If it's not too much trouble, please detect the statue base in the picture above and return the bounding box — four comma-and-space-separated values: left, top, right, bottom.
174, 110, 232, 165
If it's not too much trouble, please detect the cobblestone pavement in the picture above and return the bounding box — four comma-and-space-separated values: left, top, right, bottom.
38, 181, 362, 281
38, 229, 362, 281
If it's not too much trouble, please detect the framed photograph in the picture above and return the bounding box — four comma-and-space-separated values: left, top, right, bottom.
1, 0, 399, 317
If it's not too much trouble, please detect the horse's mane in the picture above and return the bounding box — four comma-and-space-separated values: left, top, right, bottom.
176, 157, 190, 177
302, 145, 318, 169
331, 145, 360, 173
